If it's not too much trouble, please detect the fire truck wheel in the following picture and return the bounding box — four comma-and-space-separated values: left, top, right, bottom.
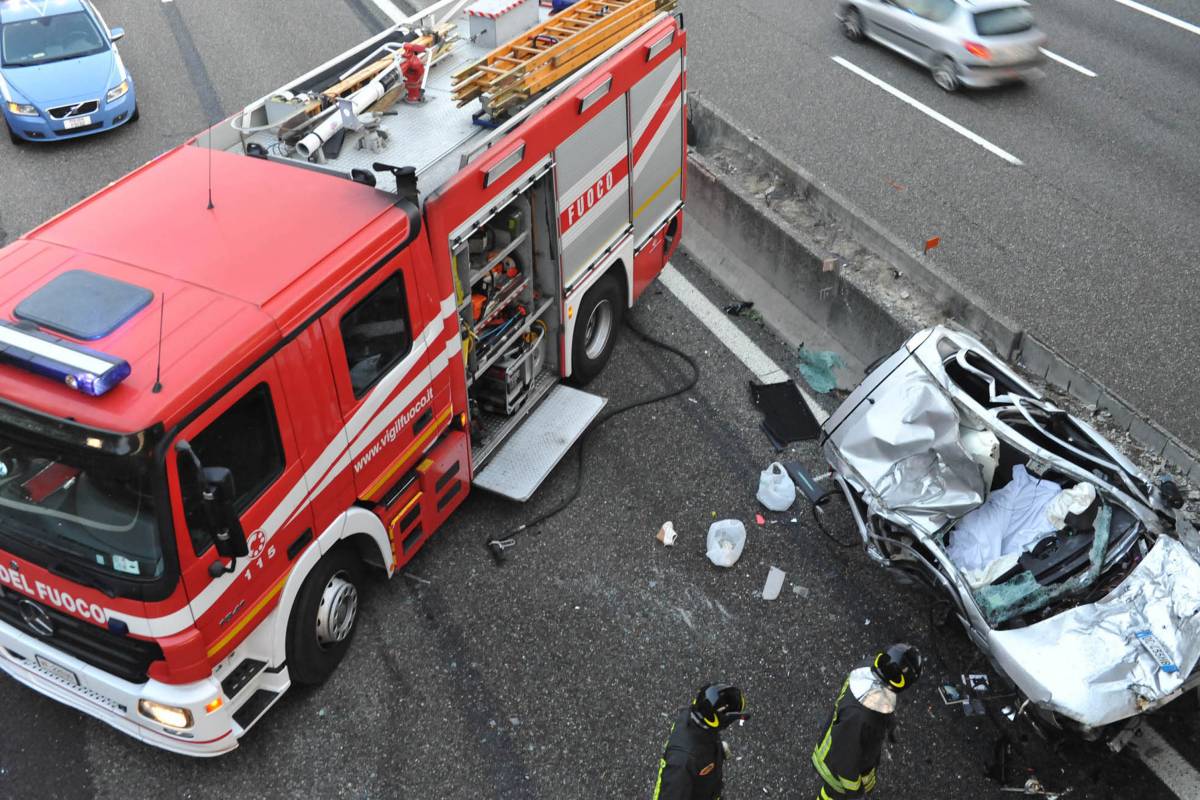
569, 272, 623, 386
286, 548, 364, 685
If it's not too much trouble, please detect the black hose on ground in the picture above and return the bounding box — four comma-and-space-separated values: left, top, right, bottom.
486, 314, 700, 560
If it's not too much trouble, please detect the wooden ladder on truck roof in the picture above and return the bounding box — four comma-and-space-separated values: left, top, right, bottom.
451, 0, 677, 118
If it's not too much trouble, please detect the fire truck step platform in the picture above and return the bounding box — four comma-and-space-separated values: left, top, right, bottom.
473, 385, 606, 502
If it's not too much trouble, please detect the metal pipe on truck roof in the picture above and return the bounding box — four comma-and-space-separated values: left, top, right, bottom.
295, 61, 403, 159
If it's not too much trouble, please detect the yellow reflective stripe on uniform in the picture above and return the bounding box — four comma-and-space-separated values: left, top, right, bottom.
652, 757, 668, 799
818, 788, 836, 800
811, 678, 850, 790
838, 775, 862, 791
652, 722, 676, 799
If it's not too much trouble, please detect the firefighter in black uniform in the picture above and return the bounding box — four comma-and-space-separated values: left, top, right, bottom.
651, 684, 749, 800
811, 644, 922, 799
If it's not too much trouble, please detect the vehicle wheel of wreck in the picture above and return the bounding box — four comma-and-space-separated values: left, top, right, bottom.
841, 7, 865, 41
569, 271, 623, 387
933, 57, 960, 92
7, 123, 23, 146
130, 104, 140, 123
286, 548, 363, 685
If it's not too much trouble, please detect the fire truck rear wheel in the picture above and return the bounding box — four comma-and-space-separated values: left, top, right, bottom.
569, 272, 623, 386
286, 548, 364, 686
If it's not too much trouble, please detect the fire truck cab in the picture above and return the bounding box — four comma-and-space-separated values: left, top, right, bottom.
0, 1, 685, 755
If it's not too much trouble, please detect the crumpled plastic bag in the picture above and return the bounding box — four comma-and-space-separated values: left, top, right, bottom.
706, 519, 746, 568
757, 462, 796, 511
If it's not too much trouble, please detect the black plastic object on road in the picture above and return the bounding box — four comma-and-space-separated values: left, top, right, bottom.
750, 380, 821, 446
783, 461, 832, 507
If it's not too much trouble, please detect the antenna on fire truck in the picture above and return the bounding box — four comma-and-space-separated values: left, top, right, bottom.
206, 126, 215, 211
151, 293, 165, 393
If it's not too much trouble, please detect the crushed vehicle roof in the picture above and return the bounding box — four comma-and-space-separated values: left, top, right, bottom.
817, 325, 1197, 730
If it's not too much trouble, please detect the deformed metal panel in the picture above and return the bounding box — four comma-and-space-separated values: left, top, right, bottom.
988, 536, 1200, 728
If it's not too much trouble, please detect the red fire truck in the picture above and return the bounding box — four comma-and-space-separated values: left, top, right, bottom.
0, 0, 685, 754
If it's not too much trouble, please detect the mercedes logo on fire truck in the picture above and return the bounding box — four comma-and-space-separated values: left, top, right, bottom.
18, 598, 54, 638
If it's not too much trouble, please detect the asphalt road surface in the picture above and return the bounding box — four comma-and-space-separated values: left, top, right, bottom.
0, 1, 1198, 798
682, 0, 1200, 457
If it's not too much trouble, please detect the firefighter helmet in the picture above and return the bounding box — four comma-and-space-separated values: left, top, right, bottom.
689, 683, 749, 730
872, 643, 922, 691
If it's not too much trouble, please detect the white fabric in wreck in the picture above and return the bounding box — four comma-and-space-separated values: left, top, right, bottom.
946, 464, 1062, 573
987, 536, 1200, 727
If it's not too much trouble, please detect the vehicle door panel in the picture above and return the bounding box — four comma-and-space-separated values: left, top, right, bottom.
319, 250, 449, 508
169, 359, 313, 663
864, 0, 914, 51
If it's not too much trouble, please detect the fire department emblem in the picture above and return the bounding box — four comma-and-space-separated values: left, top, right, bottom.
247, 529, 267, 560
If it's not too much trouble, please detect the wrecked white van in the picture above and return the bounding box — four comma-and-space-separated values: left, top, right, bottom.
813, 325, 1200, 741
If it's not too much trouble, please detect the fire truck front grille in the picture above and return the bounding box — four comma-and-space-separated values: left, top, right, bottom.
0, 588, 163, 683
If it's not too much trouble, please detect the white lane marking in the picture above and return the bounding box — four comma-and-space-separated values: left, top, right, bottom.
831, 56, 1023, 166
1131, 726, 1200, 800
1112, 0, 1200, 37
659, 263, 830, 425
1039, 47, 1097, 77
368, 0, 406, 24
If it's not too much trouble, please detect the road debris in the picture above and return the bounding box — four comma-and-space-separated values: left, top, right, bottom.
656, 521, 678, 546
757, 461, 797, 511
762, 566, 785, 600
796, 346, 846, 394
750, 380, 821, 446
706, 519, 746, 568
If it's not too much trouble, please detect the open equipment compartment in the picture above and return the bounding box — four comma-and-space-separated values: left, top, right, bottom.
453, 172, 562, 463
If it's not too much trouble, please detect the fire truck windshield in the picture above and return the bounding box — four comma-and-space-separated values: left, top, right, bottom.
0, 433, 162, 581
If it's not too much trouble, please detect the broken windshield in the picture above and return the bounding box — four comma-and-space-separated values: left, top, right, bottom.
0, 433, 162, 581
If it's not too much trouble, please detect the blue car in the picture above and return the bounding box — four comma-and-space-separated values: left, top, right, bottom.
0, 0, 136, 144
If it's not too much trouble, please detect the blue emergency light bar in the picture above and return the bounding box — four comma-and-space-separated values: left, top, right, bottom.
0, 320, 130, 397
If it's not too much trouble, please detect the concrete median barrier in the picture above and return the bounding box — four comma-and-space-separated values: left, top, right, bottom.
680, 91, 1200, 482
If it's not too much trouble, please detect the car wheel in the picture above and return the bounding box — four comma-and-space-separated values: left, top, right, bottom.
568, 271, 623, 387
841, 7, 865, 41
129, 104, 140, 123
285, 548, 363, 686
933, 57, 960, 92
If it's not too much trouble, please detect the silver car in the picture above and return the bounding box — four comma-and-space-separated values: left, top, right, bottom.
836, 0, 1047, 91
796, 327, 1200, 745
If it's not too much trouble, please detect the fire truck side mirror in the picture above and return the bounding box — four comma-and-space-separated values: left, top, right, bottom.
199, 466, 248, 559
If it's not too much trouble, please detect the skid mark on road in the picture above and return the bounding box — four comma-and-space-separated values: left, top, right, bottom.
160, 1, 223, 124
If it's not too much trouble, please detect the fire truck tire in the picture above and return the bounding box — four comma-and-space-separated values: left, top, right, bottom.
286, 548, 364, 686
569, 272, 623, 386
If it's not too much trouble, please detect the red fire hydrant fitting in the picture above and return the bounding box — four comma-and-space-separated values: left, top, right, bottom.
402, 43, 427, 104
